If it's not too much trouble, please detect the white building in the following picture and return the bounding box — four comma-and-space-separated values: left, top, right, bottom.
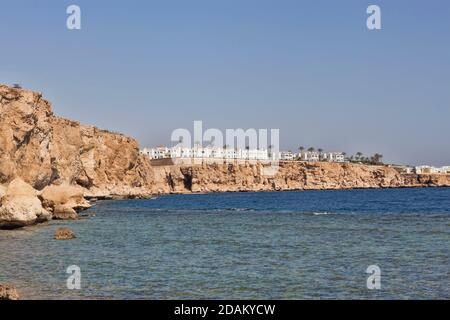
440, 166, 450, 174
415, 165, 450, 174
141, 146, 169, 159
211, 147, 224, 159
403, 166, 415, 174
142, 146, 269, 161
415, 166, 432, 174
243, 148, 268, 160
280, 151, 295, 161
142, 146, 347, 163
321, 152, 345, 163
298, 151, 320, 162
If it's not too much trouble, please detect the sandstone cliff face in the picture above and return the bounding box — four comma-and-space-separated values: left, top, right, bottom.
150, 161, 450, 194
0, 85, 154, 196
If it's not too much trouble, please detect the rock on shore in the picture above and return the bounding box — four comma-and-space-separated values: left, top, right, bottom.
0, 284, 19, 300
39, 183, 91, 220
0, 178, 51, 229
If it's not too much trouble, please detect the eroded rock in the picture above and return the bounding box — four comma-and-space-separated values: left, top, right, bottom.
0, 178, 51, 229
39, 183, 90, 219
54, 227, 76, 240
0, 284, 20, 300
0, 84, 155, 199
52, 204, 78, 220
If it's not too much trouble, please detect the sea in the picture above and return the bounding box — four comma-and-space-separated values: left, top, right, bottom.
0, 188, 449, 299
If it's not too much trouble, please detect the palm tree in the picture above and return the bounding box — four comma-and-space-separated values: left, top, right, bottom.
318, 148, 323, 153
307, 147, 315, 152
268, 144, 276, 159
356, 152, 363, 160
245, 145, 250, 159
297, 146, 305, 160
372, 153, 384, 165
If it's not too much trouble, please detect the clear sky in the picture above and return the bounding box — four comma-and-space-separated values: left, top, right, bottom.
1, 0, 449, 166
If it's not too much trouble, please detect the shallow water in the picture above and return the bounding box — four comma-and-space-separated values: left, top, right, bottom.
0, 188, 449, 299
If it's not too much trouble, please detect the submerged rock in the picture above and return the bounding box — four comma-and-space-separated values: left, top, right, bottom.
0, 178, 51, 229
0, 284, 19, 300
54, 228, 76, 240
52, 204, 78, 220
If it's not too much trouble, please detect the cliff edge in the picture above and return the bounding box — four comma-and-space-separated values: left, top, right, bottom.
150, 161, 450, 194
0, 85, 154, 197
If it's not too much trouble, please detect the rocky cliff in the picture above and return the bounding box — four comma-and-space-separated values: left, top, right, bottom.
150, 161, 450, 193
0, 85, 154, 197
1, 85, 449, 229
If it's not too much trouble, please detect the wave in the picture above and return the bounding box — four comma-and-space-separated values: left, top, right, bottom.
142, 208, 339, 215
312, 212, 334, 216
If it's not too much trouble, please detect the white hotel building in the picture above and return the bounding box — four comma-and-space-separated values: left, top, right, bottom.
141, 146, 346, 163
415, 166, 450, 174
141, 146, 271, 161
320, 152, 346, 163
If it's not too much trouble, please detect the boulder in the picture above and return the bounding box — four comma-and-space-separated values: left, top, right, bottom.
54, 227, 76, 240
52, 204, 78, 220
0, 284, 20, 300
0, 178, 51, 229
39, 183, 91, 219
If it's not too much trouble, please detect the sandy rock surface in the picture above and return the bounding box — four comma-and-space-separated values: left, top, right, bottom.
54, 227, 76, 240
0, 284, 19, 300
0, 178, 51, 229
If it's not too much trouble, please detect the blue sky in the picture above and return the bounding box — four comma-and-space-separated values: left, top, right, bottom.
1, 0, 449, 165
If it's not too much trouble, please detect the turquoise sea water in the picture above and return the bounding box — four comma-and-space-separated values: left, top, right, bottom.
0, 188, 449, 299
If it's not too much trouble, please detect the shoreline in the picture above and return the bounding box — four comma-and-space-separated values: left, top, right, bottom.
160, 182, 450, 195
3, 184, 450, 230
107, 178, 450, 198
